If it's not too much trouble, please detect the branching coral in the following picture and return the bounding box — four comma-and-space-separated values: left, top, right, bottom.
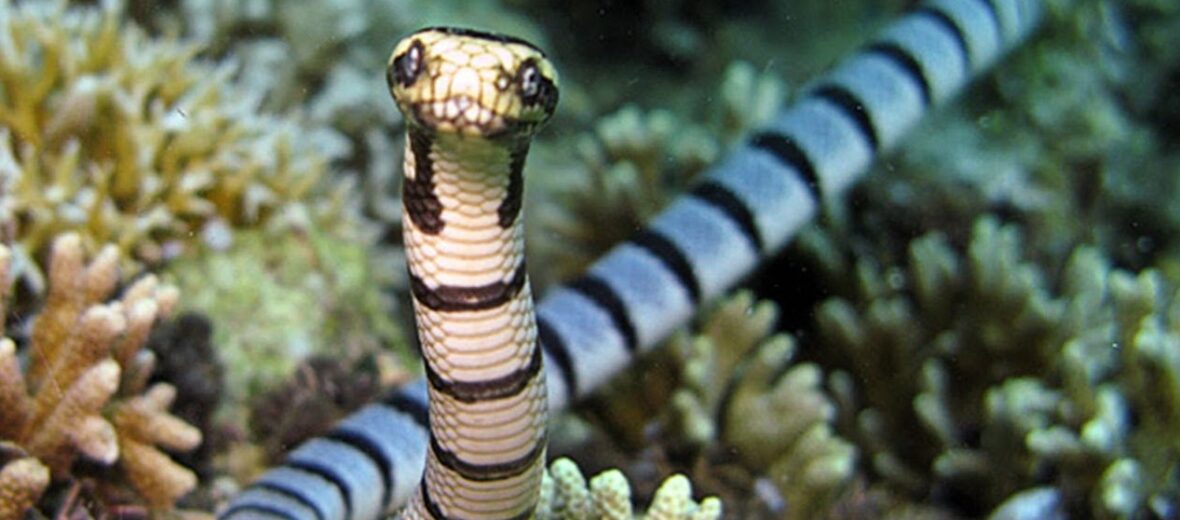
801, 217, 1180, 517
570, 291, 855, 519
537, 457, 722, 520
0, 234, 201, 513
670, 292, 855, 519
143, 312, 223, 480
0, 448, 50, 520
0, 0, 352, 293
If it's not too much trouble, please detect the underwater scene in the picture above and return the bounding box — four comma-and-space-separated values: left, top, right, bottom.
0, 0, 1177, 518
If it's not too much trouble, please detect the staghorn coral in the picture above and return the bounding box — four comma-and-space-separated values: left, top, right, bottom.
670, 292, 855, 519
0, 0, 354, 293
0, 233, 201, 513
800, 216, 1180, 517
536, 457, 722, 520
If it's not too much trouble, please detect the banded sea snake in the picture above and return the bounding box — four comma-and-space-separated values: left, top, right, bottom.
220, 1, 1043, 518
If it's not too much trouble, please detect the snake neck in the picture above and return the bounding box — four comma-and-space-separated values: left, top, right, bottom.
401, 126, 548, 520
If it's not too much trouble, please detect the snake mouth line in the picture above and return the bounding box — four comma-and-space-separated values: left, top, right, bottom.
407, 96, 520, 137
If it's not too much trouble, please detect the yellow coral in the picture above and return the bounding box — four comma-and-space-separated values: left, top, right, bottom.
0, 234, 199, 513
0, 0, 340, 290
537, 457, 721, 520
0, 454, 50, 520
571, 290, 854, 517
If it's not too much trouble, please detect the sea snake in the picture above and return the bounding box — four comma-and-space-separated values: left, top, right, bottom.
389, 27, 557, 519
219, 1, 1042, 518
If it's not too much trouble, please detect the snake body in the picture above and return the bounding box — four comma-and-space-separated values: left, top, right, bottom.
388, 28, 557, 519
220, 2, 1042, 518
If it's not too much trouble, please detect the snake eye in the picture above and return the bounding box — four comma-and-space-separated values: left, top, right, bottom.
391, 40, 425, 88
516, 59, 555, 111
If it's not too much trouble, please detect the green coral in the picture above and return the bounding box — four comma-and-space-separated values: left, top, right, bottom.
0, 0, 356, 293
571, 291, 855, 518
537, 457, 722, 520
801, 217, 1179, 517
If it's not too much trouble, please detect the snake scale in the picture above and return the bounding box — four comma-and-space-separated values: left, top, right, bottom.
220, 1, 1042, 518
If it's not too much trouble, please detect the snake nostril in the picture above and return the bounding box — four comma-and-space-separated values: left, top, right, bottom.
392, 40, 425, 88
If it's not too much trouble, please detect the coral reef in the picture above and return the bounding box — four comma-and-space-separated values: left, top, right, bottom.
0, 0, 354, 293
0, 233, 201, 513
0, 1, 1165, 518
537, 457, 722, 520
0, 4, 407, 503
754, 3, 1180, 515
796, 217, 1180, 518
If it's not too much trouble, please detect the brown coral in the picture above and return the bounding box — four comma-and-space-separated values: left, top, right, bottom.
0, 233, 201, 513
0, 450, 50, 520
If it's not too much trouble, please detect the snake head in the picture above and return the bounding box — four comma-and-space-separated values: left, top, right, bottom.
388, 27, 559, 139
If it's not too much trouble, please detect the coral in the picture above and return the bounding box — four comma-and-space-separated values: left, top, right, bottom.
536, 457, 722, 520
671, 292, 855, 519
0, 233, 200, 513
167, 0, 546, 112
0, 448, 50, 520
569, 291, 855, 519
0, 0, 353, 293
144, 313, 224, 478
165, 227, 409, 416
987, 487, 1066, 520
799, 216, 1180, 517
